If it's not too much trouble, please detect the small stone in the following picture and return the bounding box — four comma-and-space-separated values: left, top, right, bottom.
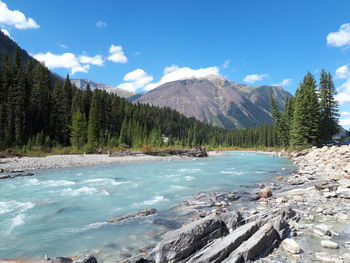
281, 238, 301, 254
315, 207, 324, 213
276, 197, 287, 203
259, 188, 273, 198
321, 240, 339, 249
323, 192, 337, 198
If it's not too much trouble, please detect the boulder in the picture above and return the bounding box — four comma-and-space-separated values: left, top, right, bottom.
219, 212, 243, 231
223, 223, 279, 262
281, 238, 301, 254
150, 214, 228, 263
107, 208, 157, 223
186, 221, 260, 263
259, 188, 272, 198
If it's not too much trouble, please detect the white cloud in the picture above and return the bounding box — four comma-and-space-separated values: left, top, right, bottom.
327, 23, 350, 47
335, 65, 350, 79
0, 1, 39, 29
243, 74, 269, 84
1, 28, 10, 37
340, 111, 350, 126
107, 44, 128, 63
79, 55, 104, 66
96, 21, 107, 28
223, 59, 231, 69
335, 77, 350, 104
273, 78, 292, 87
71, 64, 90, 75
33, 52, 103, 75
118, 68, 153, 93
341, 111, 350, 117
58, 43, 68, 49
144, 65, 220, 91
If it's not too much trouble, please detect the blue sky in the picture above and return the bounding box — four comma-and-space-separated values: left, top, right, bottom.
2, 0, 350, 128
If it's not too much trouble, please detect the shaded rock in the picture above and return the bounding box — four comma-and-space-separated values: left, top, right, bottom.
321, 240, 339, 249
71, 255, 97, 263
223, 223, 279, 263
153, 218, 181, 229
259, 188, 272, 198
281, 238, 300, 254
49, 258, 72, 263
0, 172, 34, 180
314, 180, 339, 191
107, 208, 157, 223
219, 212, 243, 231
150, 214, 228, 263
186, 221, 260, 263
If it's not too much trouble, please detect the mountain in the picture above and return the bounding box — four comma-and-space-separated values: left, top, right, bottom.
0, 31, 62, 84
133, 75, 292, 129
70, 78, 134, 98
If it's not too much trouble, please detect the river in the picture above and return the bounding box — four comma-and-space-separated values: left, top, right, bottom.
0, 151, 294, 262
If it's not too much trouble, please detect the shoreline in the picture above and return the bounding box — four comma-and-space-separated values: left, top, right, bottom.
0, 151, 224, 173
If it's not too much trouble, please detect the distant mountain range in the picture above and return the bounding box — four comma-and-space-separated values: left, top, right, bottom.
132, 75, 292, 129
70, 78, 134, 98
0, 31, 292, 130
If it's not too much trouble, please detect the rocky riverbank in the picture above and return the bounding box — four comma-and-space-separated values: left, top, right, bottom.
116, 145, 350, 263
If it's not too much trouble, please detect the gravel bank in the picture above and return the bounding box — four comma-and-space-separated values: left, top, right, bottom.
0, 154, 185, 172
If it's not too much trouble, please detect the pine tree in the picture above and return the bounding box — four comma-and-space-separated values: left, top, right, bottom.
319, 69, 339, 142
87, 91, 100, 148
70, 110, 87, 149
270, 92, 289, 147
291, 72, 321, 146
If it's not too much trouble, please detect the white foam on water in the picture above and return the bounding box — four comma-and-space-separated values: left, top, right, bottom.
42, 180, 76, 186
84, 178, 130, 186
61, 187, 109, 196
179, 168, 202, 173
6, 213, 26, 233
0, 200, 35, 215
220, 171, 244, 175
170, 185, 187, 191
74, 221, 108, 232
27, 178, 40, 185
255, 171, 266, 174
27, 178, 75, 187
164, 174, 182, 178
133, 194, 169, 207
185, 176, 194, 181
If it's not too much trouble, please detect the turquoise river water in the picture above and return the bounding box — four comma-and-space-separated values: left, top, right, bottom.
0, 152, 294, 262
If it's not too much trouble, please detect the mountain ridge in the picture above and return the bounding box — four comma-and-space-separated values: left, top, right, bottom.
70, 78, 134, 98
132, 76, 292, 129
